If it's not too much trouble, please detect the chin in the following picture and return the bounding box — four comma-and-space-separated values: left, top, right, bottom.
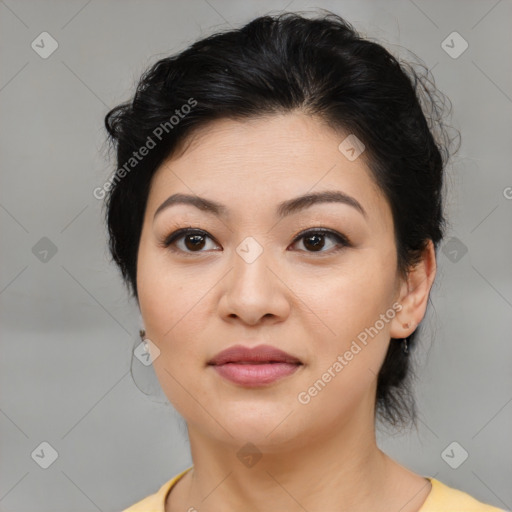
223, 406, 313, 448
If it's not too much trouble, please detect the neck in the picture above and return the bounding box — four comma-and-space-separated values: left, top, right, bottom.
175, 408, 399, 512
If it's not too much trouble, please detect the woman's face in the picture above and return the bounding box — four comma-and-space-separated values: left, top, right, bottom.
137, 112, 408, 451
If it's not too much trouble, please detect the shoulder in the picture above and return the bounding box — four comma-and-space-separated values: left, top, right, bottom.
421, 478, 506, 512
121, 467, 193, 512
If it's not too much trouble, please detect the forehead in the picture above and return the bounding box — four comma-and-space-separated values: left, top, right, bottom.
147, 113, 389, 225
165, 113, 358, 175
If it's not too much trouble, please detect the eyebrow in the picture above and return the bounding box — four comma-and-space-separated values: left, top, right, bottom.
153, 190, 367, 220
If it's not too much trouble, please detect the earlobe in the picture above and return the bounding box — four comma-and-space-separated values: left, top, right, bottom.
390, 240, 437, 339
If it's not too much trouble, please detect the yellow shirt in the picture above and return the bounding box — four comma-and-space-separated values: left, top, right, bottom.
121, 466, 506, 512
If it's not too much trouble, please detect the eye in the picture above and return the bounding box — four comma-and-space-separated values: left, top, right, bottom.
162, 227, 350, 256
162, 228, 219, 255
290, 228, 350, 254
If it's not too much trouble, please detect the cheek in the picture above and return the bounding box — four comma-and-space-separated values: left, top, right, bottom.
137, 243, 213, 371
293, 268, 394, 421
138, 253, 211, 408
307, 250, 396, 331
300, 250, 397, 378
137, 240, 194, 335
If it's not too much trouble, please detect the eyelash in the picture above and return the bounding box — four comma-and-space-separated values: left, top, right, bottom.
161, 227, 351, 256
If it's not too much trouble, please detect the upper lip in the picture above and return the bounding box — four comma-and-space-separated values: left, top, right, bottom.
208, 344, 302, 365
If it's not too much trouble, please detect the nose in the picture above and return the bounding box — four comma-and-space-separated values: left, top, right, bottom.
218, 244, 291, 326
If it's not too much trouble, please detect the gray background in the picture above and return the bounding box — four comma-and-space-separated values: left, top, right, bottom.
1, 0, 511, 510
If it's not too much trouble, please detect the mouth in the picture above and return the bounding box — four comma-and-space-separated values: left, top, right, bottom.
208, 344, 302, 366
208, 344, 303, 386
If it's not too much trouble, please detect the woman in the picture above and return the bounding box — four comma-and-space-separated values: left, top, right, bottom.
103, 12, 504, 512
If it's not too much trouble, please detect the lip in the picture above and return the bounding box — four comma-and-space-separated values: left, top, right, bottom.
208, 344, 302, 387
208, 344, 302, 365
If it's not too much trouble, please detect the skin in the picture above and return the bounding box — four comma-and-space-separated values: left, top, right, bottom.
136, 112, 437, 512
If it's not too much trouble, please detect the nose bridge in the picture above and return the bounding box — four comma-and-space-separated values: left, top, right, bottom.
222, 234, 289, 323
231, 235, 272, 293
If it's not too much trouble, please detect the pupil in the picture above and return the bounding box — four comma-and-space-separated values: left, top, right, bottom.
305, 234, 324, 251
186, 234, 205, 251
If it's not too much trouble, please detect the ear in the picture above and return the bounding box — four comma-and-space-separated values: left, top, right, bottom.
390, 240, 437, 339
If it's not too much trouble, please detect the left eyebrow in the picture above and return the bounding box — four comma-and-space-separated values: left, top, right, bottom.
153, 190, 367, 221
276, 190, 367, 219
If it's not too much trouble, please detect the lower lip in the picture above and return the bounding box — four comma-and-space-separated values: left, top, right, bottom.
211, 362, 301, 386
